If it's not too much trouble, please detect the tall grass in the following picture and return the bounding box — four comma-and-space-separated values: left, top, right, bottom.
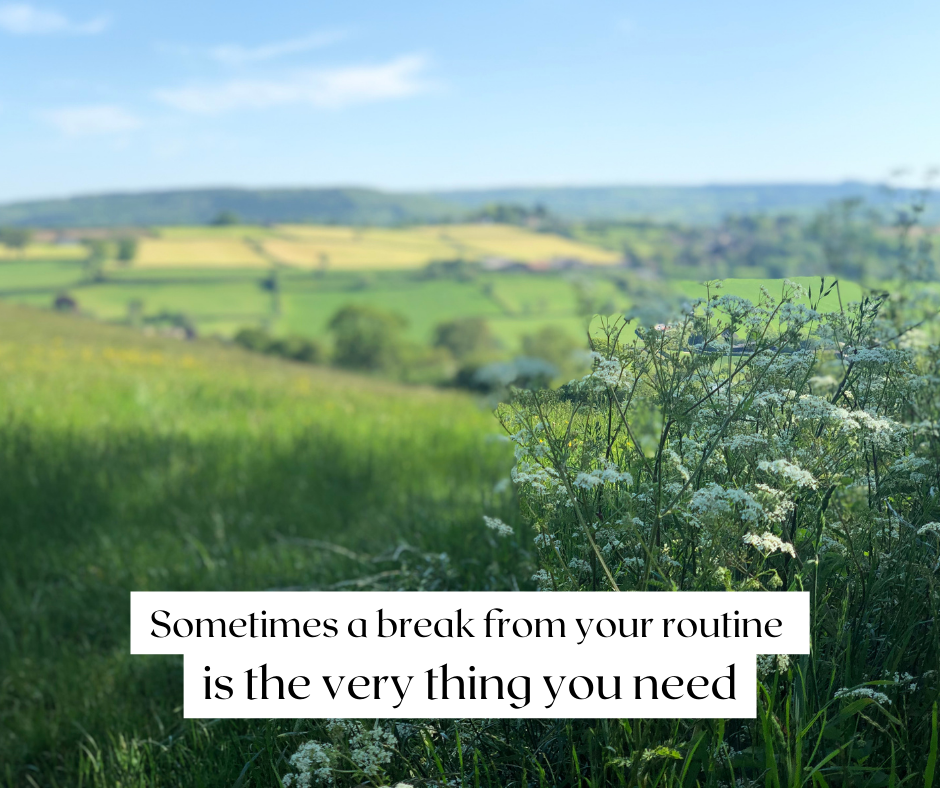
0, 305, 524, 787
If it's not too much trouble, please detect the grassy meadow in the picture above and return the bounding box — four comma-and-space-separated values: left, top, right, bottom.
0, 303, 528, 786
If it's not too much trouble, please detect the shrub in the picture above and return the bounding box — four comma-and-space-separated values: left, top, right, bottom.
327, 304, 408, 372
233, 327, 324, 364
233, 326, 273, 353
211, 210, 240, 226
268, 335, 324, 364
52, 293, 78, 312
520, 324, 583, 373
433, 317, 497, 360
116, 236, 138, 263
0, 226, 31, 250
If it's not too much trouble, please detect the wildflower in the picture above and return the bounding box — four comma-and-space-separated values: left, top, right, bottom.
743, 531, 796, 558
572, 460, 633, 489
757, 654, 792, 677
778, 302, 819, 326
281, 720, 399, 787
843, 346, 908, 365
583, 354, 628, 388
533, 533, 556, 547
690, 484, 764, 525
886, 671, 918, 692
568, 557, 592, 574
531, 569, 553, 590
758, 459, 818, 489
482, 516, 513, 537
834, 687, 891, 705
917, 522, 940, 536
283, 740, 334, 787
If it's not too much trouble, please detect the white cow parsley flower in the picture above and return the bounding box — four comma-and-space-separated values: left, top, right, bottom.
758, 459, 818, 489
834, 687, 891, 705
573, 460, 633, 489
743, 531, 796, 558
483, 516, 513, 537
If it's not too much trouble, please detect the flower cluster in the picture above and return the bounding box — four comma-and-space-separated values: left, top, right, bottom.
742, 532, 797, 558
482, 515, 514, 537
834, 687, 892, 705
282, 721, 397, 787
757, 459, 818, 489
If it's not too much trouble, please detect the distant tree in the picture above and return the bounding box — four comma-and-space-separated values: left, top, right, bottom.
116, 237, 138, 264
126, 298, 144, 326
0, 227, 32, 252
260, 268, 281, 316
327, 304, 408, 371
81, 239, 108, 281
53, 293, 78, 312
433, 317, 497, 360
211, 210, 240, 226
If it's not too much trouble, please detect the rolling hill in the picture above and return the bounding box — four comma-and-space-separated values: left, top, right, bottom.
0, 187, 459, 228
1, 182, 934, 228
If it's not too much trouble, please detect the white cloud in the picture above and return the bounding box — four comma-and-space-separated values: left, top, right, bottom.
44, 105, 142, 136
0, 3, 109, 34
155, 54, 433, 114
209, 31, 345, 65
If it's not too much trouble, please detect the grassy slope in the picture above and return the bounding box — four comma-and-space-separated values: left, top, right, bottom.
0, 305, 522, 787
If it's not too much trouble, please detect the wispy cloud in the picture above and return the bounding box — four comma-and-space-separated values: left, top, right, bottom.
209, 30, 345, 65
44, 105, 141, 136
0, 3, 109, 35
155, 54, 434, 114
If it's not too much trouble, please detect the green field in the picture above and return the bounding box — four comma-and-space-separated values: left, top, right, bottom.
0, 245, 867, 358
674, 276, 863, 309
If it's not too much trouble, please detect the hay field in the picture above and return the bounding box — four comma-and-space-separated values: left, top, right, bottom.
0, 243, 85, 261
124, 223, 621, 270
134, 239, 269, 267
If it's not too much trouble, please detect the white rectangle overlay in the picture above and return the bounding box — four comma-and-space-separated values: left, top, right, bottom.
131, 591, 809, 718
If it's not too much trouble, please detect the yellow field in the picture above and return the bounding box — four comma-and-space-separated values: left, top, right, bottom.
7, 223, 622, 270
155, 226, 277, 240
0, 243, 85, 260
134, 239, 268, 267
262, 223, 622, 270
413, 224, 622, 263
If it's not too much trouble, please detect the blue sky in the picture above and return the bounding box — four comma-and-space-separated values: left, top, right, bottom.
0, 0, 938, 202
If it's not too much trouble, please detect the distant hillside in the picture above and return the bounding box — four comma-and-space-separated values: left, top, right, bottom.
0, 182, 934, 228
0, 188, 459, 228
436, 183, 939, 224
